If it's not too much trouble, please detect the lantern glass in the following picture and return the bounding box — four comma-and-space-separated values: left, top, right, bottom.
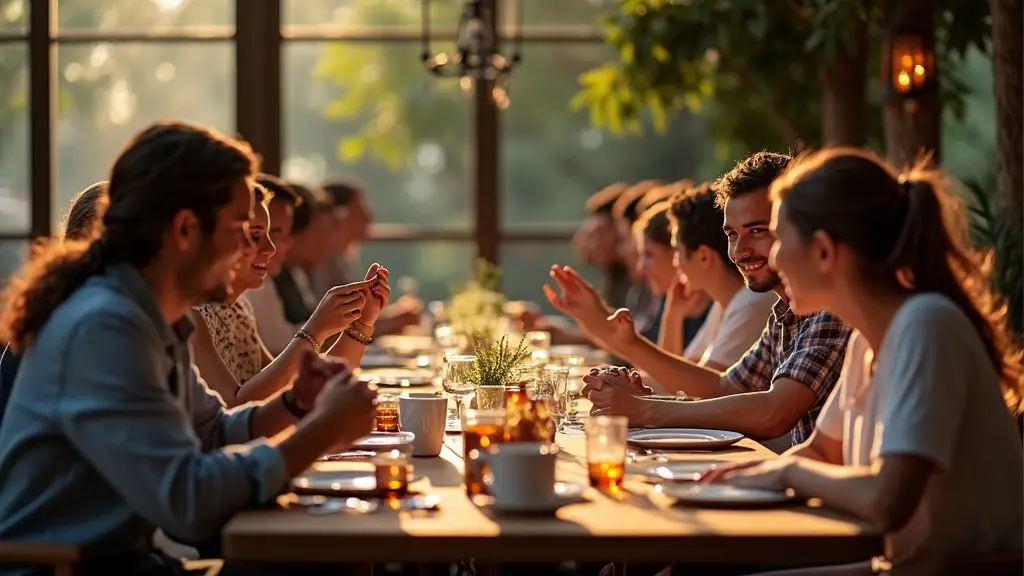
888, 33, 934, 96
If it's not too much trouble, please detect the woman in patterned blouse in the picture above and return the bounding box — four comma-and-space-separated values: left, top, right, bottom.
191, 181, 392, 407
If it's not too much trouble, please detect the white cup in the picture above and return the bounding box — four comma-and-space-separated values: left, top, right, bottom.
398, 393, 448, 457
484, 442, 558, 507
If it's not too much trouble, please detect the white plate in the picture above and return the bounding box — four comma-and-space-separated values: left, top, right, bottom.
631, 460, 725, 483
351, 431, 416, 451
362, 368, 436, 387
661, 483, 798, 508
489, 482, 587, 515
627, 428, 744, 450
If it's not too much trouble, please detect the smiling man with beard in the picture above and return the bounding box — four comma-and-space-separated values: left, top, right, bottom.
574, 152, 852, 448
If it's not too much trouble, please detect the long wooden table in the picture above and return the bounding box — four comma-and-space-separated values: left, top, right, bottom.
223, 426, 882, 565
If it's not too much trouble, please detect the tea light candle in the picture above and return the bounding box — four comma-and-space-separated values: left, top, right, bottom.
374, 449, 410, 496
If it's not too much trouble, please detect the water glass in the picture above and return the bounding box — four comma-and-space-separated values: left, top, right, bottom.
536, 366, 570, 431
585, 415, 628, 489
475, 385, 506, 410
523, 331, 551, 364
442, 355, 477, 420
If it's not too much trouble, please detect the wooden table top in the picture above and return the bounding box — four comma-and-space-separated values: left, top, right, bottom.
223, 428, 882, 565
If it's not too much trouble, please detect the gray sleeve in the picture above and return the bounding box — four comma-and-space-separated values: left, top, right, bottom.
55, 312, 288, 544
878, 298, 969, 471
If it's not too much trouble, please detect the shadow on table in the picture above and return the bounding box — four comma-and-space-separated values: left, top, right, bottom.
412, 455, 464, 488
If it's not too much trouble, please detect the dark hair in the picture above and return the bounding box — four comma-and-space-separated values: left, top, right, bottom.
62, 182, 108, 241
613, 179, 666, 224
253, 183, 273, 208
256, 173, 300, 207
585, 183, 628, 215
638, 181, 689, 216
633, 201, 673, 248
286, 181, 330, 234
772, 147, 1023, 413
0, 121, 259, 351
714, 151, 791, 210
321, 179, 364, 208
668, 182, 731, 266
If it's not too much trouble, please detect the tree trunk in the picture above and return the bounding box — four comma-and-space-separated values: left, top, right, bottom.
989, 0, 1023, 230
819, 24, 869, 146
882, 0, 941, 168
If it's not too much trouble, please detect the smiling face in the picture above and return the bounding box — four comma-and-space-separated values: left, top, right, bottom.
231, 201, 276, 295
266, 200, 294, 276
769, 198, 839, 316
638, 236, 677, 296
723, 188, 781, 293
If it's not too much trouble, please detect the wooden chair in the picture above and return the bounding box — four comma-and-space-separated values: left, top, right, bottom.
0, 541, 79, 576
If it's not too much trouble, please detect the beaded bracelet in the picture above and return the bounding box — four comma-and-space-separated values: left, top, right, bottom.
293, 329, 322, 354
345, 324, 373, 345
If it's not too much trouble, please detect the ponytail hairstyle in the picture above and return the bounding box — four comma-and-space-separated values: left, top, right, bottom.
62, 181, 109, 242
0, 121, 259, 352
771, 147, 1023, 413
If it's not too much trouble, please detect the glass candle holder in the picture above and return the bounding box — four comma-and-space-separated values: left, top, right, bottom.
462, 409, 505, 497
374, 449, 411, 496
374, 393, 400, 432
585, 415, 628, 490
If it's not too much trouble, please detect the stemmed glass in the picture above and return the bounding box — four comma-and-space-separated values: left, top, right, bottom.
442, 354, 477, 421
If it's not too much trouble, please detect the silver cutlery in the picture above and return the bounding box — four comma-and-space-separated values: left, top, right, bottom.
307, 497, 379, 515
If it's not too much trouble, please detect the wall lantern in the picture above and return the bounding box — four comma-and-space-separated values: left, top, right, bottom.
883, 30, 937, 99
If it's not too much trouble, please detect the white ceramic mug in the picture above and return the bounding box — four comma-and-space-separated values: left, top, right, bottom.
398, 393, 448, 457
484, 442, 558, 507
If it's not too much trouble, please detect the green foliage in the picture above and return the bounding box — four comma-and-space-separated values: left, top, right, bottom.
448, 259, 507, 338
471, 333, 533, 388
574, 0, 991, 156
964, 179, 1023, 342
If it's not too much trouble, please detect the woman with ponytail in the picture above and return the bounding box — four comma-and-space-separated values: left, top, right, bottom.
704, 148, 1023, 574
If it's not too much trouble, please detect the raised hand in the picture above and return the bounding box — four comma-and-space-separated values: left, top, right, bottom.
291, 352, 350, 411
309, 362, 378, 447
305, 280, 371, 340
605, 308, 642, 354
358, 263, 392, 327
665, 278, 705, 318
543, 265, 613, 339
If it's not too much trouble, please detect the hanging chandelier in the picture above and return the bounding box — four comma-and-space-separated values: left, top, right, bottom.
420, 0, 523, 110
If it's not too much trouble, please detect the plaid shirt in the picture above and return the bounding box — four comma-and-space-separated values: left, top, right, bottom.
722, 297, 851, 446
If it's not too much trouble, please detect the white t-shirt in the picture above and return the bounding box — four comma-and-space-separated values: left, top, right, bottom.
684, 287, 776, 368
817, 293, 1023, 571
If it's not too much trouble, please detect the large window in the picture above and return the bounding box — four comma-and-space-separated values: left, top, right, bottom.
0, 0, 715, 311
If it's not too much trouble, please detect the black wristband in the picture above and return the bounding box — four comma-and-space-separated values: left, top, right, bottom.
281, 389, 310, 419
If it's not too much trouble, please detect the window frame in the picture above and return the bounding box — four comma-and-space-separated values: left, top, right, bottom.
10, 0, 602, 266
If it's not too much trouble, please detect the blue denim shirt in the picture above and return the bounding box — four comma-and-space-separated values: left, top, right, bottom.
0, 264, 287, 564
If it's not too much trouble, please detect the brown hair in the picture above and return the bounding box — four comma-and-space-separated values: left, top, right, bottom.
772, 147, 1023, 413
321, 178, 364, 208
612, 179, 665, 224
668, 182, 732, 266
585, 182, 629, 215
714, 151, 791, 210
62, 182, 108, 241
0, 121, 259, 352
633, 201, 672, 248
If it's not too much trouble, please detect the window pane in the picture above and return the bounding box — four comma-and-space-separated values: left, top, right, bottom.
283, 0, 461, 30
501, 43, 715, 227
356, 241, 473, 305
0, 42, 29, 234
57, 0, 232, 31
0, 0, 27, 33
503, 0, 614, 26
501, 241, 601, 315
283, 42, 471, 228
0, 240, 28, 286
56, 42, 234, 228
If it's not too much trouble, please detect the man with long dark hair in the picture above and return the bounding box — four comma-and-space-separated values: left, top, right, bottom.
0, 121, 377, 575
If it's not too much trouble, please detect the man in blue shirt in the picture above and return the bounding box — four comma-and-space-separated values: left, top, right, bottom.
0, 121, 379, 575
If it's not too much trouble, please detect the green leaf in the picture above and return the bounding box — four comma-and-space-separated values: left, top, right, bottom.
338, 136, 367, 163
